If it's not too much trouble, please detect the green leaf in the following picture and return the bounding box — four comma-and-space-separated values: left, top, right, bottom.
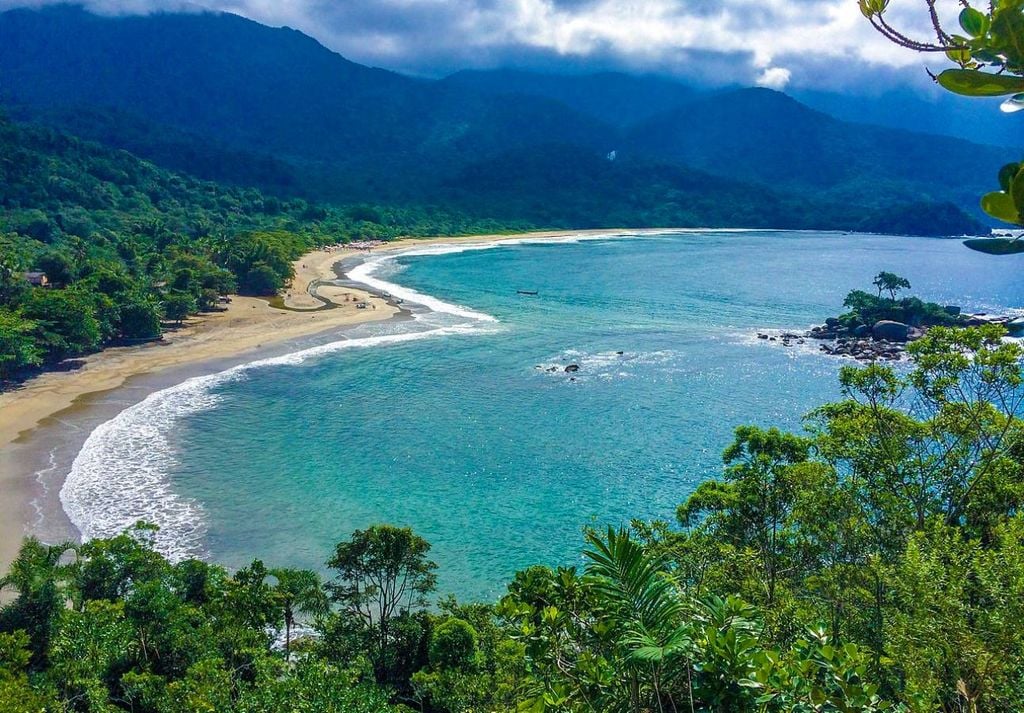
992, 8, 1024, 66
946, 47, 973, 64
960, 7, 989, 37
936, 68, 1024, 96
963, 238, 1024, 254
1012, 168, 1024, 210
982, 190, 1022, 223
858, 0, 888, 17
999, 163, 1020, 191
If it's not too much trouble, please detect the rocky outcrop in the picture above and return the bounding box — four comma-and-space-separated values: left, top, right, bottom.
788, 309, 1020, 363
872, 320, 910, 342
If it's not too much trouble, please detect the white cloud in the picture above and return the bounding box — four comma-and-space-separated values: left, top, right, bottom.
0, 0, 959, 89
756, 66, 791, 90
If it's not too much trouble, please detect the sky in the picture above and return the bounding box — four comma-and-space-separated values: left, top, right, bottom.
0, 0, 963, 93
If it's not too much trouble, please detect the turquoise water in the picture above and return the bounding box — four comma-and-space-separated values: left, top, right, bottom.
62, 231, 1024, 601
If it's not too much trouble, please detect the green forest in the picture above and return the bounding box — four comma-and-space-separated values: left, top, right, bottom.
0, 114, 519, 381
2, 325, 1023, 712
0, 106, 991, 384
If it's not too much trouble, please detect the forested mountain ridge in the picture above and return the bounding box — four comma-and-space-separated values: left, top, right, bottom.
0, 113, 519, 380
626, 87, 1008, 214
0, 4, 613, 201
0, 4, 1009, 225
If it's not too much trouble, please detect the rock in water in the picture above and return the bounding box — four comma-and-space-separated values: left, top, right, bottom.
564, 364, 580, 373
872, 320, 910, 342
1007, 317, 1024, 336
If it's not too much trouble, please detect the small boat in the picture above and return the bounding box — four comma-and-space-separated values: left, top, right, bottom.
516, 290, 539, 296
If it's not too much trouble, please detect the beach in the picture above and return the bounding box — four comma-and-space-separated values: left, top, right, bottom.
0, 229, 626, 574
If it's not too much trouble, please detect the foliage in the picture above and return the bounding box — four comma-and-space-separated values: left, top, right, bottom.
325, 525, 438, 688
2, 333, 1023, 712
871, 271, 910, 301
837, 274, 962, 329
861, 0, 1024, 251
0, 113, 526, 384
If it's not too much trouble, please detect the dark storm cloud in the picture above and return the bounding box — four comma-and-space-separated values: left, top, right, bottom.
0, 0, 944, 90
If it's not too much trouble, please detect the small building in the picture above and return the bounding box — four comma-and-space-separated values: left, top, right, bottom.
23, 271, 49, 287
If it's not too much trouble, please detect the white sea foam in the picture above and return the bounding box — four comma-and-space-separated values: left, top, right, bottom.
534, 349, 679, 381
58, 237, 516, 559
59, 229, 734, 556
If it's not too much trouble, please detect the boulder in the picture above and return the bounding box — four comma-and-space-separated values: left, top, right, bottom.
1006, 317, 1024, 336
564, 364, 580, 373
853, 324, 871, 338
872, 320, 910, 342
825, 317, 840, 327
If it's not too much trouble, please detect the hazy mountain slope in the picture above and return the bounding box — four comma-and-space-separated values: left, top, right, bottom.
792, 87, 1021, 150
0, 6, 992, 235
441, 69, 695, 127
442, 144, 984, 235
626, 87, 1007, 216
0, 5, 614, 179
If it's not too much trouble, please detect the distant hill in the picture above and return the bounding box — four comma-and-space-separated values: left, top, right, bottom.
0, 4, 613, 200
0, 5, 994, 236
626, 87, 1008, 216
440, 69, 695, 128
792, 87, 1021, 150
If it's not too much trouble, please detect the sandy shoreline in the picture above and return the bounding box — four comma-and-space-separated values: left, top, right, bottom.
0, 228, 636, 573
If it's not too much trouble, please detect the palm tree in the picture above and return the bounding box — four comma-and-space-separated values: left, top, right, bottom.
0, 538, 77, 665
584, 527, 696, 713
0, 537, 76, 599
269, 568, 329, 659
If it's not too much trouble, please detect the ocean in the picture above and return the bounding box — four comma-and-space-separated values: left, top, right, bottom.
57, 230, 1024, 601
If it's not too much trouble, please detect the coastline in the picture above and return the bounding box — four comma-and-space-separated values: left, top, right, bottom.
0, 228, 634, 573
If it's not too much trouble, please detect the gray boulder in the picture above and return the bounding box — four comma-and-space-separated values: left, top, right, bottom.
853, 324, 871, 338
1006, 317, 1024, 336
564, 364, 580, 373
872, 320, 910, 342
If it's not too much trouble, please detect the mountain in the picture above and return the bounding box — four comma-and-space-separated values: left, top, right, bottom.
792, 87, 1022, 150
440, 69, 695, 128
626, 87, 1008, 216
0, 5, 994, 236
0, 5, 614, 202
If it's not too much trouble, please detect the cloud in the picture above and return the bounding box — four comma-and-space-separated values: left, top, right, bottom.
756, 66, 791, 90
0, 0, 960, 91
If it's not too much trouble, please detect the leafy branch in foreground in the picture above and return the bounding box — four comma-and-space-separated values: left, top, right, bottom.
861, 0, 1024, 251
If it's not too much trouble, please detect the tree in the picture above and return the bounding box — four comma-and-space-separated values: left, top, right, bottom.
161, 292, 196, 327
0, 309, 43, 379
269, 568, 329, 659
118, 295, 162, 340
325, 526, 437, 678
677, 426, 818, 607
428, 618, 479, 670
0, 538, 76, 668
241, 262, 283, 295
860, 1, 1024, 251
21, 288, 101, 361
871, 271, 910, 301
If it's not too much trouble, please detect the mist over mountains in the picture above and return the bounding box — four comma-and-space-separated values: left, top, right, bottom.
0, 4, 1009, 235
